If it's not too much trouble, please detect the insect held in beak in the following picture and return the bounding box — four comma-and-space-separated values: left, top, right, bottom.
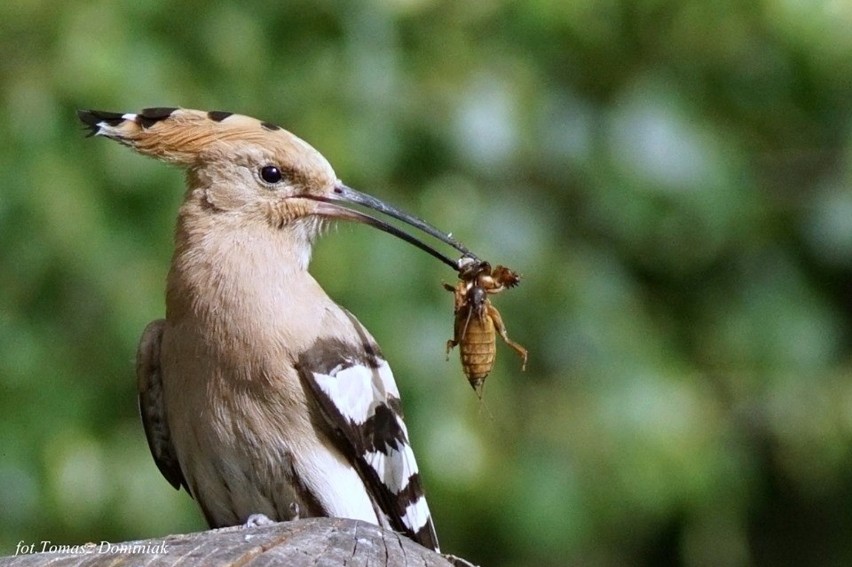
445, 259, 528, 397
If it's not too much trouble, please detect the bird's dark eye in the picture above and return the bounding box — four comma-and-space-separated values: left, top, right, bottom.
260, 165, 283, 184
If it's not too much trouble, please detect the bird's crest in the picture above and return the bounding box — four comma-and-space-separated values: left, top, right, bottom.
77, 108, 334, 182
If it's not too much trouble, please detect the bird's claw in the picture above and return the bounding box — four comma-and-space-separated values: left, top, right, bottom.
244, 513, 276, 528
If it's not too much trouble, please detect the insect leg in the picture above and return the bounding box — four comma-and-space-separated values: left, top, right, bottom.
445, 339, 458, 359
447, 304, 474, 360
488, 305, 528, 371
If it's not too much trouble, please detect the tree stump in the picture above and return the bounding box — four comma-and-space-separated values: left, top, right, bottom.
1, 518, 463, 566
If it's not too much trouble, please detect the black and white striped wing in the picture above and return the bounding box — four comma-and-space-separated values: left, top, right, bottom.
297, 338, 440, 552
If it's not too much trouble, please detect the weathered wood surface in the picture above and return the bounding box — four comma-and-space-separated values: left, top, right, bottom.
1, 518, 460, 567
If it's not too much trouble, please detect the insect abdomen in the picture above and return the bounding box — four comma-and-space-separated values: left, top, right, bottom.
460, 316, 496, 385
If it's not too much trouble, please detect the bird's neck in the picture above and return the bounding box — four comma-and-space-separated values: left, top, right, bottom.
165, 200, 326, 329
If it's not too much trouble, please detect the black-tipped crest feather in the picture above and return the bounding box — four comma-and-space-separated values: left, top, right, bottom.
77, 109, 125, 136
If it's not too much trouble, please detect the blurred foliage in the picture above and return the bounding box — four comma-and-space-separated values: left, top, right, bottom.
2, 1, 852, 566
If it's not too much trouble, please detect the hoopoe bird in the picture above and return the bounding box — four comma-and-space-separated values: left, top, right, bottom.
78, 107, 473, 552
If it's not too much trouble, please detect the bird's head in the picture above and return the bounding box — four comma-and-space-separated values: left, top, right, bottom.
79, 107, 473, 270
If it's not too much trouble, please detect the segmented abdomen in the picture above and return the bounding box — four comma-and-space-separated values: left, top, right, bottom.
460, 315, 496, 382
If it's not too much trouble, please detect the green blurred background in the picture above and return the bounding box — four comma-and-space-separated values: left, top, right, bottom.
2, 1, 852, 565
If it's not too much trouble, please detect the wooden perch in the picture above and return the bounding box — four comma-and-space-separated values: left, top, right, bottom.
2, 517, 468, 566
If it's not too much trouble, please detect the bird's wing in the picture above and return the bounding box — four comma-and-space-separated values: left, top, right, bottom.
297, 336, 440, 552
136, 319, 189, 492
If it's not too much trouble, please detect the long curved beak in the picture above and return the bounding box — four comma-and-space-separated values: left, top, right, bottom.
303, 183, 479, 271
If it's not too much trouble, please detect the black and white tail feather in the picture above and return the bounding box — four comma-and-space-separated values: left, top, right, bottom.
297, 336, 440, 552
